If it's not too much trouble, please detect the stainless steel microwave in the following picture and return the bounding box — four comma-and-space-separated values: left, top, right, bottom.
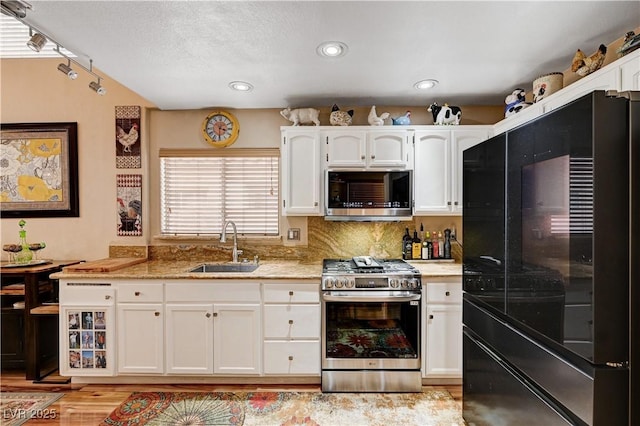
325, 170, 413, 221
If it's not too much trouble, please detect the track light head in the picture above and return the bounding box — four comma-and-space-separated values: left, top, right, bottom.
26, 31, 47, 52
57, 61, 78, 80
89, 80, 106, 95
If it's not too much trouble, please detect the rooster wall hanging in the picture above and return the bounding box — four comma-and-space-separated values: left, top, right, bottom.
115, 105, 141, 168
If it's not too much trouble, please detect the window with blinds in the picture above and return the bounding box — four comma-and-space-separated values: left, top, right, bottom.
160, 149, 279, 236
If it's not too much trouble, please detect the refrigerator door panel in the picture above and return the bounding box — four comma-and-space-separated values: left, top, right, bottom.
463, 330, 574, 426
464, 297, 628, 425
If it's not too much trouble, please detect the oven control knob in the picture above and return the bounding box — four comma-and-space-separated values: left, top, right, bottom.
345, 278, 355, 288
324, 277, 335, 289
401, 279, 409, 289
389, 278, 399, 288
335, 279, 344, 288
409, 278, 419, 289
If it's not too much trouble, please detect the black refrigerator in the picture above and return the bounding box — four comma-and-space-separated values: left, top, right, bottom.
462, 91, 639, 425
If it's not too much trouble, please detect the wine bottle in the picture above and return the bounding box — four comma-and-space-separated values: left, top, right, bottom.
438, 231, 445, 258
431, 230, 439, 259
402, 228, 412, 260
412, 230, 422, 260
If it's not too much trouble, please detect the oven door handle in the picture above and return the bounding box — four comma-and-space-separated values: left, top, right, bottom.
322, 294, 421, 303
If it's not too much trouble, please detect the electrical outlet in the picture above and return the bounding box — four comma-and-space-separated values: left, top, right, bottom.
287, 228, 300, 240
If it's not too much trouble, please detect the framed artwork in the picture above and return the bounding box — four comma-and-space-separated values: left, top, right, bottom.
115, 106, 141, 169
116, 174, 142, 236
0, 122, 79, 217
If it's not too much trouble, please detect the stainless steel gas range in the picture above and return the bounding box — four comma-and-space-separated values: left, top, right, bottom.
321, 256, 422, 392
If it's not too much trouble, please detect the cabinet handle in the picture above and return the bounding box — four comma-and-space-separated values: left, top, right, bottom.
447, 201, 452, 206
429, 314, 434, 319
212, 312, 218, 317
206, 313, 212, 318
371, 155, 375, 159
289, 291, 294, 296
454, 201, 459, 206
288, 355, 294, 361
445, 291, 450, 296
288, 319, 294, 325
154, 312, 160, 317
105, 295, 111, 300
134, 291, 141, 296
314, 201, 318, 206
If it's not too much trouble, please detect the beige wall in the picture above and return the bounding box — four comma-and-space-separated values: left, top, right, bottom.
1, 58, 154, 261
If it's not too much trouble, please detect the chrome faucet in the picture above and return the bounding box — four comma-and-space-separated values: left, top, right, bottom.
220, 220, 242, 263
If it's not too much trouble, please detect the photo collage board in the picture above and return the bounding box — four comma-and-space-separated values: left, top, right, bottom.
67, 310, 107, 370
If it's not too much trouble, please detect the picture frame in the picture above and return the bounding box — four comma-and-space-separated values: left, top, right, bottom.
1, 122, 79, 217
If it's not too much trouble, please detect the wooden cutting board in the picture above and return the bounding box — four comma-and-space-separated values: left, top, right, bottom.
63, 257, 147, 272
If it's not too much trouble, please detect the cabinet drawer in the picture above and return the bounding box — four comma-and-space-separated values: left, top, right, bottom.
264, 305, 320, 339
426, 280, 462, 303
166, 282, 260, 302
263, 283, 319, 303
263, 341, 320, 375
59, 285, 115, 305
117, 283, 163, 303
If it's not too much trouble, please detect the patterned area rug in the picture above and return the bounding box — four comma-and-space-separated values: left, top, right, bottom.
0, 392, 64, 426
101, 390, 463, 425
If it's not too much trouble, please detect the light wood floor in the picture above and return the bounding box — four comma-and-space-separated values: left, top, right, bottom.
1, 370, 462, 425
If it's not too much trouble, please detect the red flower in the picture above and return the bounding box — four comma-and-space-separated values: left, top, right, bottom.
248, 392, 280, 412
385, 333, 410, 348
348, 333, 372, 348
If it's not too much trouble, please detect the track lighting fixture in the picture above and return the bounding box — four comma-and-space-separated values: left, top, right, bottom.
89, 79, 106, 95
3, 4, 108, 95
57, 60, 78, 80
26, 30, 46, 52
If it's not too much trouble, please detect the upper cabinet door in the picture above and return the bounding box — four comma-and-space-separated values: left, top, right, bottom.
413, 130, 451, 214
367, 130, 412, 169
325, 131, 367, 168
281, 129, 322, 215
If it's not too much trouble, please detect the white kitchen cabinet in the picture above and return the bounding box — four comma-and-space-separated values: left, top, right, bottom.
59, 283, 116, 377
423, 277, 463, 380
165, 281, 261, 375
324, 128, 412, 169
213, 303, 261, 375
263, 281, 321, 375
414, 127, 490, 215
281, 128, 322, 215
116, 282, 164, 374
165, 303, 214, 374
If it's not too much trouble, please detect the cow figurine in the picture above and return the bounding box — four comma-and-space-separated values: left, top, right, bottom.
505, 89, 532, 117
427, 102, 462, 125
280, 107, 320, 126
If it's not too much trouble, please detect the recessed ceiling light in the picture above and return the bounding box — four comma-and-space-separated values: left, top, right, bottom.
414, 79, 439, 90
316, 41, 348, 58
228, 81, 253, 92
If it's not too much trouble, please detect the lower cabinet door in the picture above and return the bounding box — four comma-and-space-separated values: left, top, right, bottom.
117, 303, 164, 374
60, 303, 115, 376
213, 303, 261, 375
425, 304, 462, 377
165, 304, 214, 374
264, 341, 320, 375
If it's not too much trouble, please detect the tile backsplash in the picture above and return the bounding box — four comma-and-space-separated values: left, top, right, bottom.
114, 216, 461, 262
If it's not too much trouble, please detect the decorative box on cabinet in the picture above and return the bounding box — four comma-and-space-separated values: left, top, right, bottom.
116, 282, 164, 374
263, 281, 321, 375
413, 127, 491, 215
281, 128, 323, 215
423, 276, 463, 381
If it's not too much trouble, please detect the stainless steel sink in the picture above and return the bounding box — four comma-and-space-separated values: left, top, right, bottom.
189, 263, 259, 273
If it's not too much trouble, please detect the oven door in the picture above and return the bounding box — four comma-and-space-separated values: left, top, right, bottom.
321, 291, 421, 370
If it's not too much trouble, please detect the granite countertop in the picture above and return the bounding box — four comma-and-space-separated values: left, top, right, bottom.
51, 259, 462, 280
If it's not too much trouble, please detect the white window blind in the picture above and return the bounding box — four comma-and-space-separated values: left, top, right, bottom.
160, 149, 279, 236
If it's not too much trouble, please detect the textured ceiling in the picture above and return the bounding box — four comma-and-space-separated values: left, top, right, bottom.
7, 1, 640, 110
